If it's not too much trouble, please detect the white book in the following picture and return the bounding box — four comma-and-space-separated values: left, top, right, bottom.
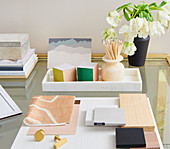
24, 56, 38, 76
0, 54, 38, 76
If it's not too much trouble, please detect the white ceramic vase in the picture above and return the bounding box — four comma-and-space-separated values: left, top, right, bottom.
101, 55, 125, 81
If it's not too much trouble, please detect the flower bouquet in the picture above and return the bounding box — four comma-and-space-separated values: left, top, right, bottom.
103, 1, 170, 66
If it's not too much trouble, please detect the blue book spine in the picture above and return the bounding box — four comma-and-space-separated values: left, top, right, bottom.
0, 67, 23, 71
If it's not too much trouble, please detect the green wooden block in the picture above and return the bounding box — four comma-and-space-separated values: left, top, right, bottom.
77, 68, 93, 81
77, 62, 99, 81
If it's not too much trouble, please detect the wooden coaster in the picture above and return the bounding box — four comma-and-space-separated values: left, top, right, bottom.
131, 132, 160, 149
119, 94, 155, 131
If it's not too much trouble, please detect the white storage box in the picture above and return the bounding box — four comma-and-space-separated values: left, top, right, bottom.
42, 68, 142, 92
0, 34, 30, 60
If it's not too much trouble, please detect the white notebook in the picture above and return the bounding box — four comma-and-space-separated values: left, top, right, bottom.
93, 108, 126, 126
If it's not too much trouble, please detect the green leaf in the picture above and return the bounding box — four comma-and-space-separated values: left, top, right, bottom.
149, 7, 162, 11
138, 11, 152, 21
131, 9, 136, 18
147, 14, 152, 22
158, 1, 167, 8
138, 2, 148, 10
123, 8, 130, 21
148, 2, 157, 7
134, 4, 138, 8
144, 5, 149, 11
139, 12, 143, 18
116, 3, 132, 12
125, 7, 132, 14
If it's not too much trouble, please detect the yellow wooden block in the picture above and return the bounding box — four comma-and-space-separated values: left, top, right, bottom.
53, 64, 76, 82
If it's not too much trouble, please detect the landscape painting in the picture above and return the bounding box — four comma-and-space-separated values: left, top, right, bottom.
48, 38, 91, 68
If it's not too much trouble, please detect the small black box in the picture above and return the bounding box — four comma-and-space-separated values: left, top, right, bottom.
116, 128, 146, 148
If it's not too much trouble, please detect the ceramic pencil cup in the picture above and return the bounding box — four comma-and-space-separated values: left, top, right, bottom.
101, 55, 125, 81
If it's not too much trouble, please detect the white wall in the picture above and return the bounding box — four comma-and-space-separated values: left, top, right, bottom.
0, 0, 169, 54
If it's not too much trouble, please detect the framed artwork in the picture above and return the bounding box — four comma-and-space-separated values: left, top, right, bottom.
0, 85, 22, 120
47, 38, 91, 68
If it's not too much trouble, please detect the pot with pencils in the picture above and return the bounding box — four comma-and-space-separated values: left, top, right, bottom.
101, 39, 124, 81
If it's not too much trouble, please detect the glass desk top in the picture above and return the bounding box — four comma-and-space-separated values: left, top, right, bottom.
0, 59, 169, 149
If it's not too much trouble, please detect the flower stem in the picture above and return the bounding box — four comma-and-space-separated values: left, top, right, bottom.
127, 5, 138, 10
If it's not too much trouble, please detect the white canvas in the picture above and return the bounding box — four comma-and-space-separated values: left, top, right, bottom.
47, 38, 91, 69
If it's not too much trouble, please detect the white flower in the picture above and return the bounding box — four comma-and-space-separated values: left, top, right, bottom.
157, 8, 170, 28
130, 17, 149, 39
106, 11, 121, 27
149, 21, 165, 37
122, 42, 137, 56
102, 28, 116, 40
164, 0, 170, 11
119, 25, 134, 43
129, 18, 138, 37
138, 18, 149, 38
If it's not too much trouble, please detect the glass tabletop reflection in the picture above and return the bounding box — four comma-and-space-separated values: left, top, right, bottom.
0, 58, 169, 149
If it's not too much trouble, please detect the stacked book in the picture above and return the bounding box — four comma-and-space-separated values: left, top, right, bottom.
0, 34, 38, 78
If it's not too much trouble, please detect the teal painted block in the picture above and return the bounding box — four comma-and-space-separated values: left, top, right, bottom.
77, 62, 99, 81
77, 68, 93, 81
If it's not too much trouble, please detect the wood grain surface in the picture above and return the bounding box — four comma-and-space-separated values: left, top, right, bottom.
131, 132, 160, 149
167, 56, 170, 66
119, 94, 155, 131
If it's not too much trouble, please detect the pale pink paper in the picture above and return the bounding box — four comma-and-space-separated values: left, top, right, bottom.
27, 105, 80, 135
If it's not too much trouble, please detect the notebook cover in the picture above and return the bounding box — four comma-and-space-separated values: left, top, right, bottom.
28, 103, 80, 135
116, 128, 146, 148
94, 108, 126, 126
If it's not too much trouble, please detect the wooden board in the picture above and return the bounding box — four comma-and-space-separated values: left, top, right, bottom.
37, 53, 169, 59
131, 132, 160, 149
119, 94, 155, 131
167, 56, 170, 66
0, 60, 38, 79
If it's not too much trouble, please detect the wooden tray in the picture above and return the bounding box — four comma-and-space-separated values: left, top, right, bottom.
42, 68, 142, 92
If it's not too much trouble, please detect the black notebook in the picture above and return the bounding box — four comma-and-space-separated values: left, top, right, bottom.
116, 128, 146, 148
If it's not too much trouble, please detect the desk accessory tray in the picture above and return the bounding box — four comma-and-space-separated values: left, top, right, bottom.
42, 68, 142, 92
